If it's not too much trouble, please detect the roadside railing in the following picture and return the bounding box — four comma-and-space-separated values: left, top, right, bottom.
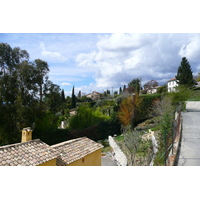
165, 110, 182, 166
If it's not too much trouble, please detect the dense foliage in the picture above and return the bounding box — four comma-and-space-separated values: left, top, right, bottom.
0, 43, 65, 145
69, 105, 110, 130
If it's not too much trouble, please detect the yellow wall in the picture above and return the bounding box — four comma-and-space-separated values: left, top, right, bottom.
21, 130, 32, 143
38, 159, 57, 166
37, 149, 102, 166
67, 149, 102, 166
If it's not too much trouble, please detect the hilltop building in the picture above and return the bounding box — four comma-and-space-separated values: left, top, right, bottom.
167, 78, 178, 92
86, 91, 102, 100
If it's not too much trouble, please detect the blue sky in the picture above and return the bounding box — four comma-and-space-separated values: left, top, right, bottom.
1, 33, 200, 96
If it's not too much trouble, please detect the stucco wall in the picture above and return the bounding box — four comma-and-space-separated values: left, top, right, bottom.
67, 149, 102, 166
108, 136, 127, 166
38, 159, 57, 166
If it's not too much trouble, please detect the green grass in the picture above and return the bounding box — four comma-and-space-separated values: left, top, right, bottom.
151, 124, 161, 131
187, 98, 200, 101
189, 88, 200, 101
102, 146, 112, 153
114, 134, 124, 142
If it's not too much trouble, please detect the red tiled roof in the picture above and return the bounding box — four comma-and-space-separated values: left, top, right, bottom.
168, 78, 176, 82
0, 139, 59, 166
51, 137, 103, 165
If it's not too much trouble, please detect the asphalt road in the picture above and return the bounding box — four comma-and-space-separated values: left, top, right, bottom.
178, 111, 200, 166
101, 152, 118, 166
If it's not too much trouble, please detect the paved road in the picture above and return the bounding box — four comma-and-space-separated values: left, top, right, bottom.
101, 152, 118, 166
178, 111, 200, 166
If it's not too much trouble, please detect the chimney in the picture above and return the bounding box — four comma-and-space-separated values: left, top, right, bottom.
21, 127, 32, 143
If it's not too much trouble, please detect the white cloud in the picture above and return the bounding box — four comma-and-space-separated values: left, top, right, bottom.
75, 33, 200, 88
40, 42, 67, 62
61, 82, 71, 86
179, 34, 200, 63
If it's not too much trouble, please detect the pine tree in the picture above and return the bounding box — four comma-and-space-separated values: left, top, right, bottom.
176, 57, 195, 88
71, 86, 76, 108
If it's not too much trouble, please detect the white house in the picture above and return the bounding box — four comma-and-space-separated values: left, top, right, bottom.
167, 78, 178, 92
147, 86, 159, 94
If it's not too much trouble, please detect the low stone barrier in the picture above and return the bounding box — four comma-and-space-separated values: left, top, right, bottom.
186, 101, 200, 111
108, 136, 127, 166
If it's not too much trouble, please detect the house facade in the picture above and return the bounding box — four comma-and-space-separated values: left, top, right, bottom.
86, 91, 102, 100
167, 78, 178, 92
146, 86, 159, 94
0, 127, 103, 166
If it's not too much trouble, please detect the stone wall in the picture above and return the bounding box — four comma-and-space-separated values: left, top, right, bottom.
108, 136, 127, 166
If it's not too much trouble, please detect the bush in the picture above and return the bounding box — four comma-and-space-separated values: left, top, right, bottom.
69, 105, 109, 130
97, 113, 121, 139
136, 94, 161, 124
167, 86, 192, 106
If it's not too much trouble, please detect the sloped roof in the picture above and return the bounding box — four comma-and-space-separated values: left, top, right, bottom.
51, 137, 103, 165
86, 91, 102, 96
0, 139, 59, 166
168, 78, 176, 82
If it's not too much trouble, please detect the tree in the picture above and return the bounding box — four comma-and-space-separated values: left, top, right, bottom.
33, 59, 49, 105
69, 105, 109, 130
78, 90, 81, 98
128, 78, 141, 94
176, 57, 195, 88
143, 80, 158, 93
71, 86, 76, 108
123, 129, 150, 166
119, 87, 122, 95
123, 85, 126, 92
44, 80, 63, 113
118, 93, 142, 127
157, 84, 167, 94
0, 43, 66, 145
61, 89, 66, 102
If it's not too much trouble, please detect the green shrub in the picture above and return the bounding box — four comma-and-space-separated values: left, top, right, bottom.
69, 105, 109, 130
135, 94, 161, 124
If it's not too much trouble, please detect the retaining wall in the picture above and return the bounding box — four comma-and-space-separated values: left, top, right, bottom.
108, 136, 127, 166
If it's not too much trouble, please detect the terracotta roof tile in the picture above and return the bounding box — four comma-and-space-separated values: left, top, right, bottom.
52, 137, 103, 165
168, 78, 176, 82
0, 139, 59, 166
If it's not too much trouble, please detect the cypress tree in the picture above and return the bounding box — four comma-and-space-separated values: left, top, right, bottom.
78, 90, 81, 98
119, 87, 122, 95
123, 85, 126, 92
61, 89, 65, 102
176, 57, 195, 88
71, 86, 76, 108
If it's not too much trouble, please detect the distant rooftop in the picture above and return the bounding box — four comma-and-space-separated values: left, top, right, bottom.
168, 78, 176, 82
